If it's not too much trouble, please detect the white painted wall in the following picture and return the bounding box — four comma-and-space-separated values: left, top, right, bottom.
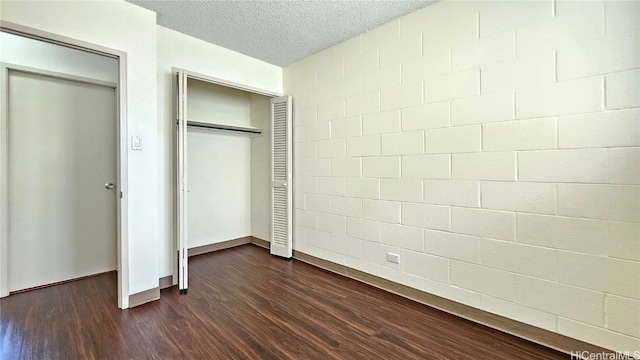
188, 79, 252, 126
156, 25, 282, 277
284, 0, 640, 353
250, 94, 272, 242
0, 0, 160, 298
0, 2, 284, 294
0, 32, 118, 83
186, 80, 252, 248
187, 130, 252, 248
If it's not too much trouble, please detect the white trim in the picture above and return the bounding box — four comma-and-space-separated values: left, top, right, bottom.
3, 63, 117, 89
117, 52, 129, 309
0, 64, 8, 297
0, 21, 119, 59
176, 69, 188, 291
174, 67, 283, 98
171, 69, 178, 288
0, 21, 130, 309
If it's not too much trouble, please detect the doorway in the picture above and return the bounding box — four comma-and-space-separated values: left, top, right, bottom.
0, 23, 129, 308
173, 69, 285, 290
6, 68, 117, 292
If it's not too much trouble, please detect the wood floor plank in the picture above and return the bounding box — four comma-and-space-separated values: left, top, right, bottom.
0, 244, 570, 359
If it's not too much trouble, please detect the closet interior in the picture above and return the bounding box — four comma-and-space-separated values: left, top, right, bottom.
174, 69, 281, 290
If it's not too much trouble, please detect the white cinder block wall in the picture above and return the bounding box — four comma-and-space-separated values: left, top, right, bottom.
284, 0, 639, 353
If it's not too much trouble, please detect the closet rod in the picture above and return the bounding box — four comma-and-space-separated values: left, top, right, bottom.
181, 120, 262, 134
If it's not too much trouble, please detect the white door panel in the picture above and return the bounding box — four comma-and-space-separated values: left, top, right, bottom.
176, 69, 188, 290
8, 70, 116, 292
270, 96, 292, 258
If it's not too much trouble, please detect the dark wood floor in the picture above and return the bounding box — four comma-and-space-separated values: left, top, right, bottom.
1, 244, 568, 359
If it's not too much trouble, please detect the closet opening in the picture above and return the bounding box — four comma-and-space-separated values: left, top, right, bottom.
173, 68, 290, 291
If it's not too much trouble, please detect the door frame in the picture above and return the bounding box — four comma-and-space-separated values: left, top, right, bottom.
172, 68, 282, 288
0, 21, 130, 309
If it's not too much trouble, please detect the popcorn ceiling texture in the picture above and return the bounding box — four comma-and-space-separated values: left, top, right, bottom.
128, 0, 434, 66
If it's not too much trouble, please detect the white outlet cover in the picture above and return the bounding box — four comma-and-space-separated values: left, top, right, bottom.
386, 252, 400, 264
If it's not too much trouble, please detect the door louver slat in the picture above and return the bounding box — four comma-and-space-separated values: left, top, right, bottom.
270, 96, 292, 258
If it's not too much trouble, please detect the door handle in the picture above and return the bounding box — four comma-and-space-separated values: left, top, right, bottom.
105, 183, 115, 190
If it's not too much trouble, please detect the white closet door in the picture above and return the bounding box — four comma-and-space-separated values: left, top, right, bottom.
176, 69, 188, 290
270, 96, 292, 258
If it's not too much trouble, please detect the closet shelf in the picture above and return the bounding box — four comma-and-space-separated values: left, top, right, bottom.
183, 120, 262, 134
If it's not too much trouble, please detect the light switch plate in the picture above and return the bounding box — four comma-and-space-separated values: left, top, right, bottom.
131, 135, 142, 150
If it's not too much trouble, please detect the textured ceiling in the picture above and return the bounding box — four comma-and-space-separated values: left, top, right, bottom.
127, 0, 435, 66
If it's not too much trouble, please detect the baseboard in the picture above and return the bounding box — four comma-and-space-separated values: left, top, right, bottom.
9, 270, 116, 295
159, 275, 173, 290
279, 248, 611, 358
250, 236, 270, 249
129, 286, 160, 308
188, 236, 252, 257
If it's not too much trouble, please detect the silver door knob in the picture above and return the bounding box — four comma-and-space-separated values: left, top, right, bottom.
105, 183, 114, 190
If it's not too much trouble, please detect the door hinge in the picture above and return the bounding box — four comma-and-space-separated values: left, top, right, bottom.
120, 191, 123, 199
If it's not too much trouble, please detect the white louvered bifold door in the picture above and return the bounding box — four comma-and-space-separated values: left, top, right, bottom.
176, 69, 188, 290
270, 96, 292, 258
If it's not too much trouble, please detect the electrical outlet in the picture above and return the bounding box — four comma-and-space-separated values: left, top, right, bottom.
386, 252, 400, 264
